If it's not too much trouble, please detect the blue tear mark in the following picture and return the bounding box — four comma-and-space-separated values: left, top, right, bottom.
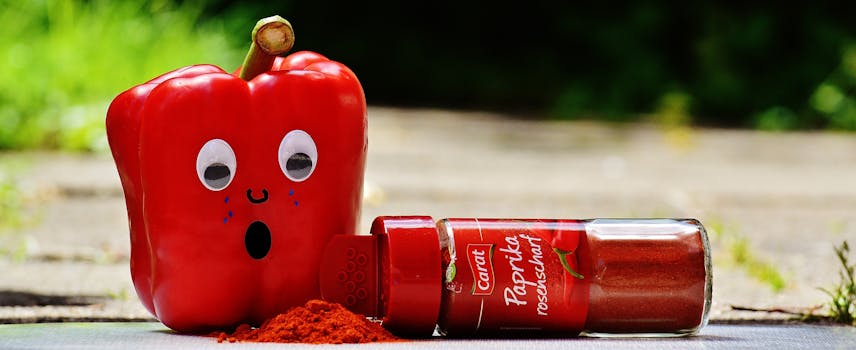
294, 200, 299, 207
223, 217, 228, 224
228, 211, 233, 217
224, 197, 230, 204
289, 189, 295, 196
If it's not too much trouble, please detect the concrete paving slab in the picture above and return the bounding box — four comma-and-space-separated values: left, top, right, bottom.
0, 323, 854, 349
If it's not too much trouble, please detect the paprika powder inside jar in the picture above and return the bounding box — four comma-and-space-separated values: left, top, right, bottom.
320, 216, 711, 338
581, 219, 712, 336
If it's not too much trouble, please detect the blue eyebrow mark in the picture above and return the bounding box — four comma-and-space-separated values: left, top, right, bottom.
289, 189, 295, 196
224, 197, 230, 204
294, 200, 299, 207
223, 217, 228, 224
228, 211, 233, 217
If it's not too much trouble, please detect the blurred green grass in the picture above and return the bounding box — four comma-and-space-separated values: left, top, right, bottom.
0, 0, 242, 151
1, 1, 856, 152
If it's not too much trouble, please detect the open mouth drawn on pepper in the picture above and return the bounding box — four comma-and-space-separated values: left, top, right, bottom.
245, 221, 272, 259
245, 190, 272, 258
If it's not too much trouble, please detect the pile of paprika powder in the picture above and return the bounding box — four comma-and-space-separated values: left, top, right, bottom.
213, 300, 398, 344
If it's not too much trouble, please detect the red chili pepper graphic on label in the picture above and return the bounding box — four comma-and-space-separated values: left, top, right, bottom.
550, 229, 584, 279
553, 248, 585, 280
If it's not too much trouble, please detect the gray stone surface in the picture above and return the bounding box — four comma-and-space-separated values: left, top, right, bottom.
0, 323, 854, 349
1, 106, 856, 323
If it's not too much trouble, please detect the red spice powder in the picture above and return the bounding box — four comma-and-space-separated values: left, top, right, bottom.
584, 222, 708, 333
212, 300, 399, 344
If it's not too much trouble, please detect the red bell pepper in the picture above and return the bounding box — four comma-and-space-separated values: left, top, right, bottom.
106, 16, 367, 332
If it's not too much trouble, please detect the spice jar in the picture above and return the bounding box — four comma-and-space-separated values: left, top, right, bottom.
320, 216, 711, 337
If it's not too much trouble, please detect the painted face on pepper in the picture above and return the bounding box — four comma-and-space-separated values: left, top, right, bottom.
107, 45, 366, 332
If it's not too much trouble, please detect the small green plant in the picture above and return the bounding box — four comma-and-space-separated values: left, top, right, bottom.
820, 241, 856, 325
107, 287, 130, 301
0, 161, 44, 261
0, 174, 29, 261
0, 175, 23, 231
728, 235, 787, 292
707, 217, 787, 292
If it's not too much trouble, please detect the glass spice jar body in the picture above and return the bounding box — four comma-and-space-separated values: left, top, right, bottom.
320, 216, 712, 338
581, 219, 711, 336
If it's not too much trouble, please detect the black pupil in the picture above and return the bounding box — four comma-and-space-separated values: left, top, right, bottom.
286, 153, 313, 179
204, 163, 231, 188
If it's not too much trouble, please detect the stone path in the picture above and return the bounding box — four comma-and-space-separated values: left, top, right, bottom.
1, 106, 855, 323
1, 323, 855, 349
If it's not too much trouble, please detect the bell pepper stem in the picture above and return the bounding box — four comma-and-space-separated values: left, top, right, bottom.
238, 15, 295, 81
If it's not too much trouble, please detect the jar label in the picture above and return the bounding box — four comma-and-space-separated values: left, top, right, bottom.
438, 219, 590, 335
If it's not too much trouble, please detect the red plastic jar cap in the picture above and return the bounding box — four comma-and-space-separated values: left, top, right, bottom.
320, 216, 442, 337
371, 216, 442, 337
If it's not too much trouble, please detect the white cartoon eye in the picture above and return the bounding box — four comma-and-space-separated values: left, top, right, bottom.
278, 130, 317, 182
196, 139, 237, 191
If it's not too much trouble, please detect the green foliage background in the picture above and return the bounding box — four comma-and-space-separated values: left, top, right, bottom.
1, 1, 855, 151
0, 0, 242, 151
252, 1, 856, 130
